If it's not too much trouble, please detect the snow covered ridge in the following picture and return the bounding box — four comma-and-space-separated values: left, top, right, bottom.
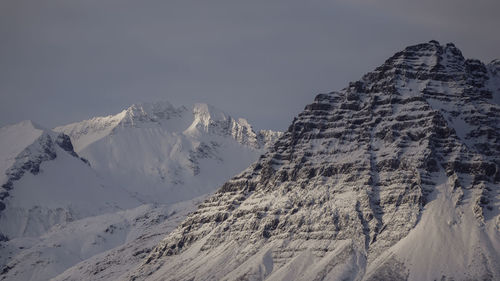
129, 41, 500, 281
54, 102, 282, 204
0, 120, 142, 240
0, 121, 88, 213
55, 102, 282, 151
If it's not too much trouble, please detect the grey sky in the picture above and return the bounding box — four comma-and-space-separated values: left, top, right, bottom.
1, 0, 499, 131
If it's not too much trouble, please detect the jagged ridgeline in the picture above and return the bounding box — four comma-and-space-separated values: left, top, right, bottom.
132, 41, 500, 281
0, 121, 88, 214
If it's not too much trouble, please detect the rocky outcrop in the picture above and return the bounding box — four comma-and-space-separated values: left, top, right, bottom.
0, 129, 86, 215
188, 103, 281, 149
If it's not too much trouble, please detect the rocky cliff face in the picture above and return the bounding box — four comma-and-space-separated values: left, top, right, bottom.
130, 41, 500, 281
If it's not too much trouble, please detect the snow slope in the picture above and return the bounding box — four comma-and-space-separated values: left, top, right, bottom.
364, 175, 500, 281
0, 121, 140, 239
51, 198, 203, 281
2, 199, 202, 281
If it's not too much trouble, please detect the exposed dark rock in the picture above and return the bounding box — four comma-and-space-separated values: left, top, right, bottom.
0, 131, 86, 215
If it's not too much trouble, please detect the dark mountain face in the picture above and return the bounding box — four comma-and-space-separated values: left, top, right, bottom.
0, 129, 86, 213
129, 41, 500, 281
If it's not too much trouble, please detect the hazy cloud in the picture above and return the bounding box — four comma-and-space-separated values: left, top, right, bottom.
1, 0, 499, 130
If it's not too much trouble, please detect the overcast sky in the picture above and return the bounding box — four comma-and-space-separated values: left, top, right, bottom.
1, 0, 499, 131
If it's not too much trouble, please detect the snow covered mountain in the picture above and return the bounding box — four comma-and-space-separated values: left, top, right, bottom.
54, 102, 281, 204
0, 120, 141, 239
122, 41, 500, 281
0, 103, 280, 281
0, 121, 143, 280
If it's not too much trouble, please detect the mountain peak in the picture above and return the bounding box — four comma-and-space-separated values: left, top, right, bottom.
119, 101, 188, 127
0, 120, 89, 215
192, 103, 231, 126
371, 41, 466, 81
130, 42, 500, 281
5, 120, 46, 132
55, 101, 281, 153
428, 39, 440, 45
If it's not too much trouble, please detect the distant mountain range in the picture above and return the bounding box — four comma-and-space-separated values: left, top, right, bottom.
54, 102, 280, 204
0, 102, 280, 281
